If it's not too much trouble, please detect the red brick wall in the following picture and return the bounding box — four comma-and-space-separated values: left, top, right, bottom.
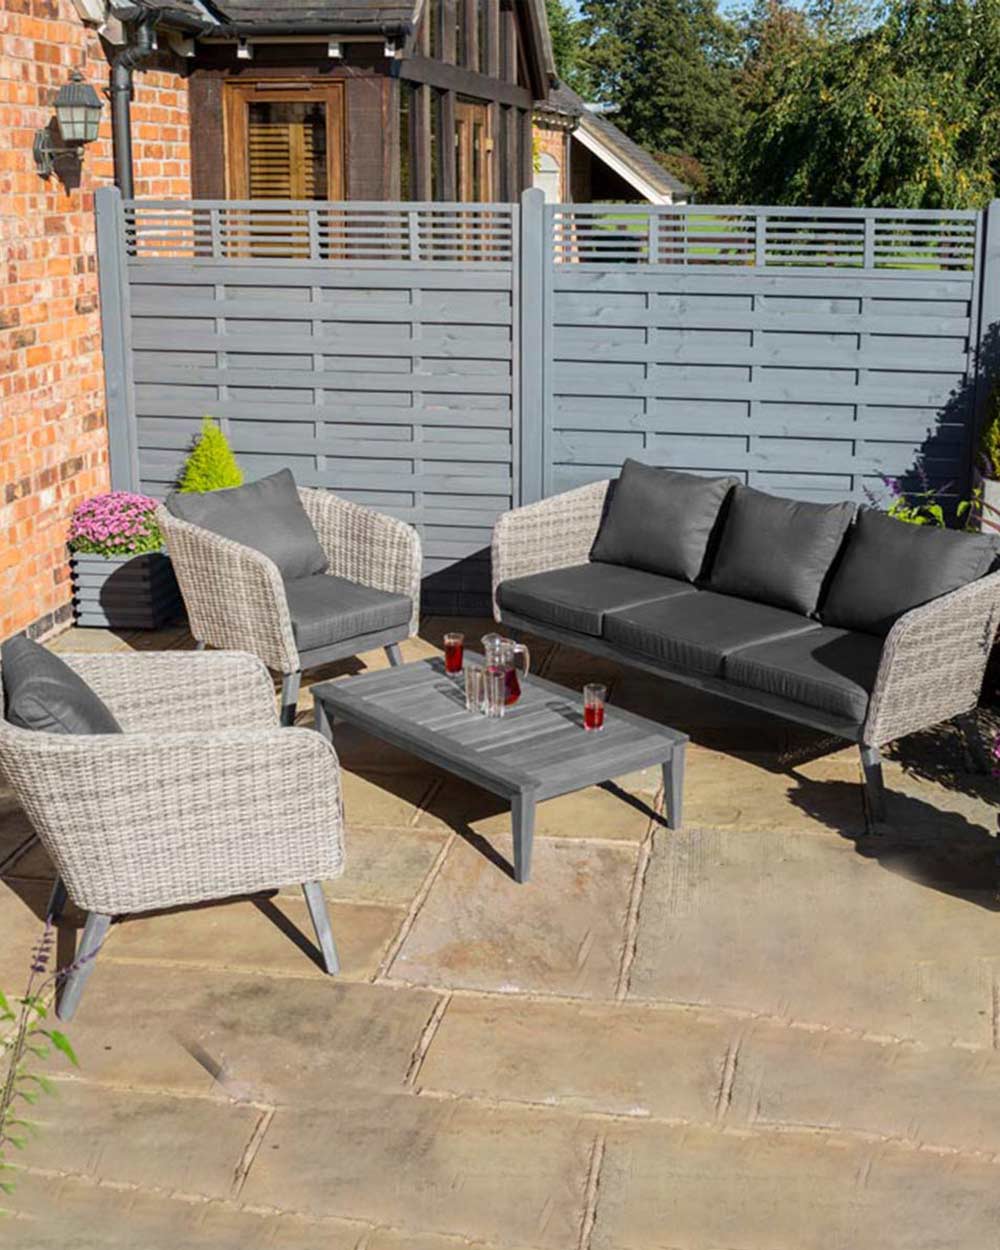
0, 1, 190, 641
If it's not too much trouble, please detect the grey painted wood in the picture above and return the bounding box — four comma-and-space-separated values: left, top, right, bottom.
302, 881, 340, 975
312, 657, 686, 881
57, 911, 112, 1022
519, 188, 545, 504
662, 749, 684, 831
96, 187, 139, 491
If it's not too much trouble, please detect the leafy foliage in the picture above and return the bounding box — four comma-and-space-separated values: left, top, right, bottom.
729, 0, 1000, 207
578, 0, 742, 200
1, 923, 80, 1199
979, 380, 1000, 480
178, 417, 244, 494
545, 0, 594, 92
68, 492, 162, 558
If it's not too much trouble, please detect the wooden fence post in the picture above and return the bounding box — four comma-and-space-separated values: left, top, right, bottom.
519, 187, 545, 505
95, 185, 139, 491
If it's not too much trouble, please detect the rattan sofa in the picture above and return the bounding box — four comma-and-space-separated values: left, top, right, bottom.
0, 649, 345, 1020
158, 484, 422, 725
492, 475, 1000, 823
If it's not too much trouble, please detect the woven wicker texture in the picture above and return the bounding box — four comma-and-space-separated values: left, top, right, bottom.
863, 569, 1000, 747
491, 480, 611, 617
0, 651, 345, 916
158, 488, 422, 674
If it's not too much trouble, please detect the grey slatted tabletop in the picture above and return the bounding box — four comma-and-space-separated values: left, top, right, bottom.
312, 657, 687, 882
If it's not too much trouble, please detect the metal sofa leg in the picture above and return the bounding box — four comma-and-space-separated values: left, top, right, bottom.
302, 882, 340, 975
860, 743, 887, 827
194, 639, 206, 651
57, 912, 112, 1021
280, 670, 302, 726
47, 876, 67, 923
385, 643, 403, 667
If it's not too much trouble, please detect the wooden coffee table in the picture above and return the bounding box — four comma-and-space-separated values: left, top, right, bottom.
312, 658, 687, 883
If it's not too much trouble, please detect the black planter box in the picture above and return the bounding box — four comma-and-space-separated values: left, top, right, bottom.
70, 552, 183, 630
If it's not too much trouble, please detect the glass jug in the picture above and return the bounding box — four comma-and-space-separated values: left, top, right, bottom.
481, 632, 530, 706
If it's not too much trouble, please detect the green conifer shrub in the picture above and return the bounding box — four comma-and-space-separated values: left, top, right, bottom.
178, 417, 244, 493
979, 382, 1000, 481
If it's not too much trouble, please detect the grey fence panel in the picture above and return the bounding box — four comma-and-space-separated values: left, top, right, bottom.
113, 195, 520, 615
96, 190, 998, 619
541, 202, 985, 506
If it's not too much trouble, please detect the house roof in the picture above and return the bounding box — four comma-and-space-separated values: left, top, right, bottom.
537, 83, 690, 203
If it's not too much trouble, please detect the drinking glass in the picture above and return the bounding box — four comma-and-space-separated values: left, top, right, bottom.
464, 665, 485, 713
483, 668, 506, 719
583, 683, 606, 732
444, 631, 464, 676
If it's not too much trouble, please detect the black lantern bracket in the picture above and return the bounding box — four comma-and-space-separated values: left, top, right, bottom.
34, 70, 104, 179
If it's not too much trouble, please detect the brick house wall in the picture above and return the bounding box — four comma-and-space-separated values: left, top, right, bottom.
0, 0, 190, 642
532, 120, 569, 200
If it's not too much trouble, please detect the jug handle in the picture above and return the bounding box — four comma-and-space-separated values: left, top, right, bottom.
513, 641, 530, 676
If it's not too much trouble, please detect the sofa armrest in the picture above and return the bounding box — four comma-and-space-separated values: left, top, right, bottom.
298, 489, 422, 636
157, 506, 299, 674
491, 480, 611, 618
862, 569, 1000, 746
1, 725, 343, 914
64, 651, 278, 733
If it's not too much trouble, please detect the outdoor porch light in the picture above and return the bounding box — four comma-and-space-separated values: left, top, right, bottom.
33, 70, 103, 178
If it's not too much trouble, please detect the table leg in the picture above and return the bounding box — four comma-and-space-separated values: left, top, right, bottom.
663, 747, 685, 830
512, 791, 537, 883
314, 699, 334, 744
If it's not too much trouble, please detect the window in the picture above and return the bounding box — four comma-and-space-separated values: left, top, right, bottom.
224, 81, 345, 201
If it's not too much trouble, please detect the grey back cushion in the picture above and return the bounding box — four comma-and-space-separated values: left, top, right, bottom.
821, 507, 998, 636
709, 486, 855, 616
591, 459, 736, 582
1, 635, 121, 735
165, 468, 328, 582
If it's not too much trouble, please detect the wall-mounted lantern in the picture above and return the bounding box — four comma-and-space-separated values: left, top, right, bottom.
33, 70, 104, 178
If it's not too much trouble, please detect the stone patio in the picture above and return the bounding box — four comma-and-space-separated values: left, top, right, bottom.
3, 618, 1000, 1249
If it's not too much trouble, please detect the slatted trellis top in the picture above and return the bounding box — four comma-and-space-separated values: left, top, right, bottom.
550, 204, 981, 271
123, 200, 518, 265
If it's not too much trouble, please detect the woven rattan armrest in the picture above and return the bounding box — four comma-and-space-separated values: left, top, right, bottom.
63, 650, 278, 733
491, 480, 611, 617
1, 725, 344, 914
863, 569, 1000, 746
298, 489, 422, 636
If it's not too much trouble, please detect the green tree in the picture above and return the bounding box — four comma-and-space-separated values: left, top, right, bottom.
729, 0, 1000, 207
178, 417, 244, 493
545, 0, 593, 92
579, 0, 741, 199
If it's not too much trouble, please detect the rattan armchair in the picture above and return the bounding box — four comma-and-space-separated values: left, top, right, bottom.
158, 488, 422, 724
492, 481, 1000, 821
0, 650, 346, 1020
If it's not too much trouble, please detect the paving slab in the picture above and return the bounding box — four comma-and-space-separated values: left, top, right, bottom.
240, 1089, 591, 1248
591, 1122, 1000, 1250
103, 895, 405, 983
418, 996, 733, 1119
28, 1081, 261, 1199
340, 767, 440, 829
50, 963, 439, 1104
629, 828, 999, 1046
0, 783, 36, 870
5, 1171, 363, 1250
277, 824, 448, 907
420, 776, 658, 841
732, 1022, 1000, 1156
387, 834, 637, 998
681, 746, 866, 835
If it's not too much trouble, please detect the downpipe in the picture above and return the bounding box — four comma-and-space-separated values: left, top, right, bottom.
110, 18, 157, 198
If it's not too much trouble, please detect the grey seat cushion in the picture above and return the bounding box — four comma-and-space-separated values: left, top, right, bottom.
166, 468, 328, 582
603, 590, 820, 677
590, 459, 736, 582
821, 507, 999, 636
725, 626, 883, 725
1, 635, 121, 735
284, 574, 411, 653
709, 486, 855, 615
497, 563, 696, 637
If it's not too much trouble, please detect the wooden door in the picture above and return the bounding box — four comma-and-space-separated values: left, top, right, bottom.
455, 100, 492, 202
224, 81, 345, 201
